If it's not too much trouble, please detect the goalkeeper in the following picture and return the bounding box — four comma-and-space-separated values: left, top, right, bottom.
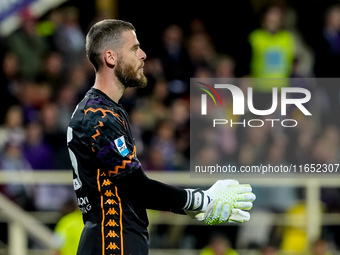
67, 19, 256, 255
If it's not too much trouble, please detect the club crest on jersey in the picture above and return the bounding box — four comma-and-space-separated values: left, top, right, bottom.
114, 136, 129, 157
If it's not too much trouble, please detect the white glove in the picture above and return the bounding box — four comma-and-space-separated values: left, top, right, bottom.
184, 180, 256, 225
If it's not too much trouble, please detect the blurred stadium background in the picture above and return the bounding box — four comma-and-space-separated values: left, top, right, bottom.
0, 0, 340, 254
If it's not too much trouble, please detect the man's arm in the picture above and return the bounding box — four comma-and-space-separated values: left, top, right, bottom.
117, 166, 188, 214
117, 166, 256, 225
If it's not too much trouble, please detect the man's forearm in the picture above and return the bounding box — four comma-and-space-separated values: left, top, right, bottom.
117, 166, 188, 214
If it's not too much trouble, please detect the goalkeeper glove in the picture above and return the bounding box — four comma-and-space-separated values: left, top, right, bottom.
183, 180, 255, 225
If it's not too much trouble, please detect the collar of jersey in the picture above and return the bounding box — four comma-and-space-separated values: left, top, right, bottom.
88, 87, 123, 107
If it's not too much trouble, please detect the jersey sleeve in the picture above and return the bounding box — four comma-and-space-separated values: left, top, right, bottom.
118, 166, 187, 214
83, 107, 140, 179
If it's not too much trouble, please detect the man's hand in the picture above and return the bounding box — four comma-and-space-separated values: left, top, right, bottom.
184, 180, 256, 225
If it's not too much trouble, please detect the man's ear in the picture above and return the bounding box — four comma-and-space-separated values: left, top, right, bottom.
104, 50, 117, 68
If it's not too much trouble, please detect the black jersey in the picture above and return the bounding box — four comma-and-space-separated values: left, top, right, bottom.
67, 88, 149, 255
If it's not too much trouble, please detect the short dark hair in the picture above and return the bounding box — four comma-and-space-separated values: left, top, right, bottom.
85, 19, 135, 71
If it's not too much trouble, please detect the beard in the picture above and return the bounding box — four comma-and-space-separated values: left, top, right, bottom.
115, 58, 147, 88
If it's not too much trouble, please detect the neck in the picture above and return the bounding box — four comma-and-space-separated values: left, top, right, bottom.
93, 69, 125, 103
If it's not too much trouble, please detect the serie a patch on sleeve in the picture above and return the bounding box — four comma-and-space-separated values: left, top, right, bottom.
114, 135, 129, 157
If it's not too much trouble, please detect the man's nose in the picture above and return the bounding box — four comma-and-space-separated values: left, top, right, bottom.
139, 49, 147, 60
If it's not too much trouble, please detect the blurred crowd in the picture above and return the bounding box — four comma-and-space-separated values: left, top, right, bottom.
0, 1, 340, 253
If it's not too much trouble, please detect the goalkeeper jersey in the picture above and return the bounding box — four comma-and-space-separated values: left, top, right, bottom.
67, 87, 149, 255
